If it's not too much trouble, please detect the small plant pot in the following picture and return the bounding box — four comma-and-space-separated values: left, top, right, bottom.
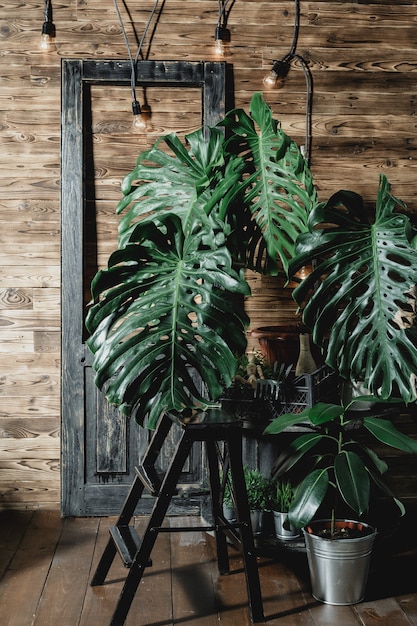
250, 510, 262, 535
222, 503, 235, 522
303, 519, 377, 605
273, 510, 300, 540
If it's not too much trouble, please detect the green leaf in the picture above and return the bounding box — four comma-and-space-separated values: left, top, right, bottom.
363, 416, 417, 454
355, 443, 388, 476
86, 214, 250, 428
263, 407, 316, 434
288, 469, 329, 529
291, 174, 417, 404
270, 433, 324, 477
334, 450, 370, 515
220, 92, 317, 275
308, 402, 344, 426
367, 468, 406, 517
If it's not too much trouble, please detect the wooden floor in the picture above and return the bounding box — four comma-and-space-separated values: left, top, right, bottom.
1, 508, 417, 626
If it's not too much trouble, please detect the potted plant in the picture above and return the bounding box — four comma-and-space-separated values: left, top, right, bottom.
262, 158, 417, 603
243, 466, 269, 534
85, 89, 417, 597
220, 469, 235, 521
267, 479, 299, 540
264, 399, 417, 603
85, 92, 317, 429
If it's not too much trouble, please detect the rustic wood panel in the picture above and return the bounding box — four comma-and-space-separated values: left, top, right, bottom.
1, 0, 417, 509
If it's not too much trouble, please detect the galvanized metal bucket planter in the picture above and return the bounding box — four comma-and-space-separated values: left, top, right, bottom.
273, 511, 300, 540
303, 519, 377, 605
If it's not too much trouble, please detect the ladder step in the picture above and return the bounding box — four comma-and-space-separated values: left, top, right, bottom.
109, 525, 152, 568
135, 465, 162, 496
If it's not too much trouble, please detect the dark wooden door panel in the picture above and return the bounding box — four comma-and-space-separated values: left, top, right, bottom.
61, 59, 226, 516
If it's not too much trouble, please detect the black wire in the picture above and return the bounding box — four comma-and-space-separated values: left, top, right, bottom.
293, 54, 313, 164
288, 0, 300, 57
113, 0, 160, 103
271, 0, 313, 164
44, 0, 53, 23
217, 0, 232, 27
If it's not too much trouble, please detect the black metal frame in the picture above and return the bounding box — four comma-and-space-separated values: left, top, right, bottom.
91, 410, 264, 625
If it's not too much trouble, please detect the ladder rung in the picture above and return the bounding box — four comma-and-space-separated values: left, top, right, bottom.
135, 465, 162, 496
109, 525, 152, 568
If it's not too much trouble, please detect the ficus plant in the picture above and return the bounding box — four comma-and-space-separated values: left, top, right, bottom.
264, 400, 417, 530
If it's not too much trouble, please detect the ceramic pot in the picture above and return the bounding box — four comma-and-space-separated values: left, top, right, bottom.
303, 519, 377, 605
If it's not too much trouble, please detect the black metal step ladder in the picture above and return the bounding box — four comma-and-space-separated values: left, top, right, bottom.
91, 408, 264, 625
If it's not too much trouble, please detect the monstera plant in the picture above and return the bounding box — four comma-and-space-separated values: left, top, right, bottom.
290, 177, 417, 403
85, 93, 317, 428
86, 91, 417, 431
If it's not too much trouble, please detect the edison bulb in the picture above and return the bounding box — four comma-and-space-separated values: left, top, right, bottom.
214, 38, 226, 57
40, 33, 56, 52
132, 113, 147, 132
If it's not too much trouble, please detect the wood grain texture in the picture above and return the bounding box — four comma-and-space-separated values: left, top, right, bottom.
2, 511, 417, 624
1, 0, 417, 510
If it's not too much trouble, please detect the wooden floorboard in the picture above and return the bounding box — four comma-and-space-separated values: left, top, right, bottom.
0, 509, 416, 626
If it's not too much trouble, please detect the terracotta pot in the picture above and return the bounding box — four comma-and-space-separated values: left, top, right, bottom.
250, 325, 301, 367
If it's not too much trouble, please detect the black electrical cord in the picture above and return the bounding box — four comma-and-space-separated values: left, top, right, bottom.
293, 54, 313, 164
42, 0, 55, 37
217, 0, 233, 28
267, 0, 313, 164
113, 0, 160, 111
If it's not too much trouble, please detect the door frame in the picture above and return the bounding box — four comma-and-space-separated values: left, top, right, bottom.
61, 59, 226, 516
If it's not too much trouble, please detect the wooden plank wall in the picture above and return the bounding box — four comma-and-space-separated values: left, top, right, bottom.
1, 0, 417, 509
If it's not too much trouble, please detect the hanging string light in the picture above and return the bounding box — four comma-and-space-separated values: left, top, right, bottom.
214, 0, 232, 57
263, 0, 313, 163
113, 0, 160, 132
40, 0, 56, 52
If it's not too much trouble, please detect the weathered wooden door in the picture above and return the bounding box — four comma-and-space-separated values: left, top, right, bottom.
61, 59, 226, 516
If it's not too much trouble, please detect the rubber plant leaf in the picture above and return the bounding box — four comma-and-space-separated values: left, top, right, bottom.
362, 416, 417, 454
263, 407, 318, 434
290, 174, 417, 403
86, 213, 250, 429
355, 443, 388, 476
269, 432, 324, 478
220, 92, 317, 275
366, 467, 406, 517
307, 402, 345, 426
334, 450, 370, 516
288, 468, 329, 529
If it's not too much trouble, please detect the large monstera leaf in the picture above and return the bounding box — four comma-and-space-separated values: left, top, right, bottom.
290, 174, 417, 403
86, 214, 249, 429
220, 92, 318, 275
116, 93, 316, 276
116, 127, 242, 248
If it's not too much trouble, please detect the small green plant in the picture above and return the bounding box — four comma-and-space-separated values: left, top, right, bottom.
268, 479, 296, 513
243, 466, 269, 511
